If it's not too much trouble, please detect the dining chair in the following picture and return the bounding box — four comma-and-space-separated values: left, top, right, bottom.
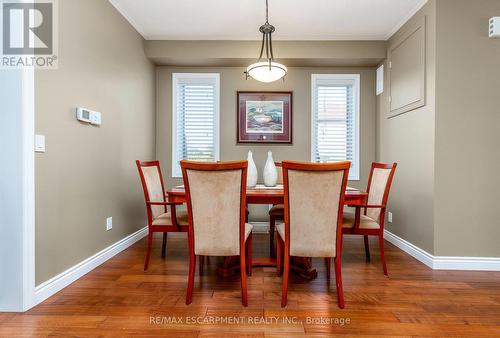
181, 160, 253, 306
268, 162, 283, 256
342, 162, 397, 276
136, 160, 188, 271
276, 161, 350, 308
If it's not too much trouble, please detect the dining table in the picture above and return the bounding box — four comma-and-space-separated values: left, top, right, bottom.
167, 184, 368, 280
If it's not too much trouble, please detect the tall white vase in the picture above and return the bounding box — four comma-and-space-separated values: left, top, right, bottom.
263, 151, 278, 187
246, 150, 258, 187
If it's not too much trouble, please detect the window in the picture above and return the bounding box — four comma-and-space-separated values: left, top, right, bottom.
172, 73, 220, 177
311, 74, 360, 180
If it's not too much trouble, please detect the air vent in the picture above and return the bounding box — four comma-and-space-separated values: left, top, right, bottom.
489, 17, 500, 38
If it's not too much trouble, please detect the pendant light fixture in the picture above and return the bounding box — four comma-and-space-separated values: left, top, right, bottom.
245, 0, 287, 83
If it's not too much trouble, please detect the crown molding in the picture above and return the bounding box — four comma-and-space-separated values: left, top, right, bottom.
108, 0, 148, 38
384, 0, 428, 40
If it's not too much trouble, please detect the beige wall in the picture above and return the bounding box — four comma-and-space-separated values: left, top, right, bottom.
35, 0, 155, 284
434, 0, 500, 256
157, 66, 376, 221
376, 1, 436, 254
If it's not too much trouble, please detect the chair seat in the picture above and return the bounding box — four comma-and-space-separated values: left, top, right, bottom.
152, 209, 189, 226
342, 211, 380, 230
269, 204, 284, 216
244, 223, 253, 241
276, 221, 285, 239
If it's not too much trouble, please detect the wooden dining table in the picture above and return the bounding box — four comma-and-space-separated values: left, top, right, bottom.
167, 184, 368, 280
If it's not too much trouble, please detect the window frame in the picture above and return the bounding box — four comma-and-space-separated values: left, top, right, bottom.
311, 73, 360, 181
172, 73, 220, 178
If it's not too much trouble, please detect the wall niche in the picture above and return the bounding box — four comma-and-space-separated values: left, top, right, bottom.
388, 16, 426, 118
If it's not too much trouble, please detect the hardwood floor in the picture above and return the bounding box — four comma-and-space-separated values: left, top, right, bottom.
2, 233, 499, 337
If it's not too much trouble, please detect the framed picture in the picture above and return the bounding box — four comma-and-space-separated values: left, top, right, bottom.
237, 91, 292, 143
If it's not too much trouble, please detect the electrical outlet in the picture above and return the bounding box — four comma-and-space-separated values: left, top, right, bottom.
106, 217, 113, 231
388, 212, 393, 223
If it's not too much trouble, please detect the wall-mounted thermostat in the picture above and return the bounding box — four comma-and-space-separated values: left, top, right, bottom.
76, 107, 102, 126
76, 107, 92, 123
489, 17, 500, 38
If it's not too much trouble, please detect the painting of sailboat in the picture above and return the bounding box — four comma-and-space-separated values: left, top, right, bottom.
245, 101, 283, 134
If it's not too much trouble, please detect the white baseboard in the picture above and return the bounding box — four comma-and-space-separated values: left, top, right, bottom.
384, 229, 500, 271
383, 230, 434, 268
34, 226, 148, 306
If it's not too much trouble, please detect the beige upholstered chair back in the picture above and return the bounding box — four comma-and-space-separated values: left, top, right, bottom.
142, 166, 165, 219
276, 162, 283, 185
283, 161, 350, 258
366, 168, 392, 222
182, 161, 247, 256
137, 161, 167, 220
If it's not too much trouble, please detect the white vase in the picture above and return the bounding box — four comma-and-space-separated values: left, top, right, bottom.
246, 150, 258, 187
263, 151, 278, 187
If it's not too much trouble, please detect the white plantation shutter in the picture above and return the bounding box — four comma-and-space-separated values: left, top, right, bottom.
311, 74, 360, 180
172, 73, 220, 177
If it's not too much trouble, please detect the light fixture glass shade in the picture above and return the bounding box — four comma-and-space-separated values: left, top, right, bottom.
246, 61, 287, 83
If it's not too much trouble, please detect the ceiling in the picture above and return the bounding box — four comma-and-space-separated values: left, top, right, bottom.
109, 0, 428, 41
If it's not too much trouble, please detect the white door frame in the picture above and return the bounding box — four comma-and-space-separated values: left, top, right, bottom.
21, 68, 36, 311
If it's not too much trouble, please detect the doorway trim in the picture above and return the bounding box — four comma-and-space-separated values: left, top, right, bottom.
22, 68, 36, 311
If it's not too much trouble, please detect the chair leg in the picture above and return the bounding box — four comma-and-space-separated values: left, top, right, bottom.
246, 234, 253, 276
240, 250, 248, 307
144, 232, 153, 271
364, 235, 371, 262
276, 236, 283, 276
379, 233, 388, 276
269, 216, 276, 257
325, 257, 331, 280
199, 255, 204, 276
185, 249, 196, 305
281, 249, 290, 307
161, 233, 168, 258
334, 256, 345, 309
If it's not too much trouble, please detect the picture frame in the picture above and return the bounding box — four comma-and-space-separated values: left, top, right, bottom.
237, 91, 292, 143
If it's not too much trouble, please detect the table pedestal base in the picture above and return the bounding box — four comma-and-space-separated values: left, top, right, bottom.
216, 255, 318, 280
289, 257, 318, 279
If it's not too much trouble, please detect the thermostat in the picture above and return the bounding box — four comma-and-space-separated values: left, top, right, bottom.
489, 17, 500, 38
76, 107, 102, 126
76, 107, 92, 123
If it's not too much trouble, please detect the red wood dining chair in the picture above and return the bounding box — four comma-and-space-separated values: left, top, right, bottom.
136, 160, 188, 270
181, 160, 253, 306
268, 162, 283, 256
342, 162, 397, 275
276, 161, 350, 308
